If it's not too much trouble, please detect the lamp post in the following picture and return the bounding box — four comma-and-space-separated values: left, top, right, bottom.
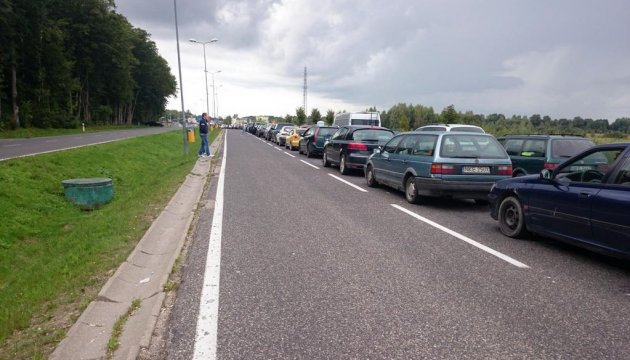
211, 70, 221, 119
173, 0, 188, 154
189, 38, 218, 117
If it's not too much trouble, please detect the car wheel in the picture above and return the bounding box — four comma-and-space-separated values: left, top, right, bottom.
322, 151, 330, 167
498, 196, 528, 238
298, 144, 303, 154
339, 154, 350, 175
405, 176, 421, 204
366, 165, 378, 187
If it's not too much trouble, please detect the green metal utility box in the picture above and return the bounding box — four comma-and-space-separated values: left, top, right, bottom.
62, 178, 114, 210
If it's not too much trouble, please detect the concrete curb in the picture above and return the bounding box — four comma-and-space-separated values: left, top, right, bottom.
51, 131, 225, 360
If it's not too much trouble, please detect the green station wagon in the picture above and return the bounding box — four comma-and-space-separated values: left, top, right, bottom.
365, 132, 513, 204
497, 135, 595, 177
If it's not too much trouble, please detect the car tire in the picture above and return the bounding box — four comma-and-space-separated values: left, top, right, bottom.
322, 151, 330, 167
339, 154, 350, 175
405, 176, 421, 204
298, 144, 303, 154
498, 196, 528, 238
366, 165, 378, 187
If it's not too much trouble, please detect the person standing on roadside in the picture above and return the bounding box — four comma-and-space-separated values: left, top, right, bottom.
198, 113, 211, 158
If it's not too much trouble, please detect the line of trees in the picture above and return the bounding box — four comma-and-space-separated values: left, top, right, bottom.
0, 0, 176, 130
287, 103, 629, 136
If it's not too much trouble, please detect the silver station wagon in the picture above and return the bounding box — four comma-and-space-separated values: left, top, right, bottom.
365, 131, 513, 204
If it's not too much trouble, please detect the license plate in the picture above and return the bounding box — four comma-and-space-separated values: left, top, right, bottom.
570, 165, 591, 171
462, 166, 490, 174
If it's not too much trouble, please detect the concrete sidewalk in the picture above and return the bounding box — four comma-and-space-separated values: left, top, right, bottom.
51, 131, 224, 360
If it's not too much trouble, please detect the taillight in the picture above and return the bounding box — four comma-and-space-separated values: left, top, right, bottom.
544, 163, 557, 169
347, 142, 368, 151
498, 165, 512, 175
431, 164, 456, 174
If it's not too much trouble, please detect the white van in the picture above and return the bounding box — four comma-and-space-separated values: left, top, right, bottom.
333, 112, 381, 127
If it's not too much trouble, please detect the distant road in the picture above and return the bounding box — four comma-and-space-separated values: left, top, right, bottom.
0, 127, 180, 161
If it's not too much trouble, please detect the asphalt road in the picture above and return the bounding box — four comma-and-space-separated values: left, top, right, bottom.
0, 126, 179, 161
168, 130, 630, 359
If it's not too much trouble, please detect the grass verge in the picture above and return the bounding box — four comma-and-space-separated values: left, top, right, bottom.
0, 129, 219, 359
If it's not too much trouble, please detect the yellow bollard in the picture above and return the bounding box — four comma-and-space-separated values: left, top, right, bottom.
187, 128, 195, 143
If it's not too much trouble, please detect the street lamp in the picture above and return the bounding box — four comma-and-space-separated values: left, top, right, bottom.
189, 38, 218, 117
210, 70, 221, 119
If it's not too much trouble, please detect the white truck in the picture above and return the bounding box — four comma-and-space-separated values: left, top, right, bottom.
333, 111, 381, 127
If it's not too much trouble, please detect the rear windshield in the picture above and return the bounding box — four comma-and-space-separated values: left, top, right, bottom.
440, 134, 507, 159
551, 139, 594, 158
351, 129, 394, 142
317, 128, 337, 136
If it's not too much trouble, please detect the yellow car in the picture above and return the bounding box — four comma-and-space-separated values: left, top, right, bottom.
286, 128, 307, 151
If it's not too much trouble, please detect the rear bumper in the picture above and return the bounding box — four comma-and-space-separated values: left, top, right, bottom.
414, 178, 496, 200
347, 153, 370, 169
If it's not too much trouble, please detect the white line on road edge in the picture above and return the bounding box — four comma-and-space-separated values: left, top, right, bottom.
328, 173, 368, 193
300, 159, 320, 169
283, 151, 296, 158
266, 143, 273, 147
274, 147, 282, 151
391, 204, 529, 269
193, 135, 226, 360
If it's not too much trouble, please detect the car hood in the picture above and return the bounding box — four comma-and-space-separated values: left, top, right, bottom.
495, 173, 540, 188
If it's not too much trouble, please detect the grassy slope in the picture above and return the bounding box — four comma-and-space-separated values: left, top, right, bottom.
0, 129, 219, 358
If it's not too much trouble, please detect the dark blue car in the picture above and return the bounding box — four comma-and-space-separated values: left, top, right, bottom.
489, 142, 630, 260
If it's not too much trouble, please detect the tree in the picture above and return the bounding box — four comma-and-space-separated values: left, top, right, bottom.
309, 108, 321, 124
325, 109, 335, 125
440, 105, 459, 123
295, 107, 306, 125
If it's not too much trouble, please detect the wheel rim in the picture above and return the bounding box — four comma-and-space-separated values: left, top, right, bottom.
503, 203, 519, 230
340, 156, 345, 172
406, 180, 416, 199
323, 153, 327, 165
367, 168, 374, 184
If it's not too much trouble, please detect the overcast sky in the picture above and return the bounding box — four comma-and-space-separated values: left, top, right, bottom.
115, 0, 630, 121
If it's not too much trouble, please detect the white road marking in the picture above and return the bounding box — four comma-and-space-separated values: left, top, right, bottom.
300, 160, 320, 169
193, 134, 226, 359
274, 147, 282, 152
266, 143, 273, 147
283, 151, 296, 158
0, 139, 121, 162
391, 204, 530, 269
328, 174, 368, 193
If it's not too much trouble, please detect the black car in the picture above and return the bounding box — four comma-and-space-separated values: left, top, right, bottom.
299, 125, 338, 158
322, 126, 394, 174
489, 142, 630, 260
267, 123, 293, 142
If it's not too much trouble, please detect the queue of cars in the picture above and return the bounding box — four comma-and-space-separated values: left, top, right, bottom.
242, 122, 630, 261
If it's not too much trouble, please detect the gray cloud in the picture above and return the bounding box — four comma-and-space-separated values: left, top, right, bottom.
115, 0, 630, 119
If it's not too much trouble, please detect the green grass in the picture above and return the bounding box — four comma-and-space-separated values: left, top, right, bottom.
0, 125, 148, 139
107, 299, 142, 356
0, 129, 219, 358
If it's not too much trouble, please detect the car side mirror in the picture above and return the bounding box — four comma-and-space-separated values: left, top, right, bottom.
374, 146, 382, 154
540, 168, 553, 180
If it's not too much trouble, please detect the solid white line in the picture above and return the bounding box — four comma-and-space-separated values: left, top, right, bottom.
283, 151, 296, 158
274, 147, 282, 152
266, 143, 273, 147
328, 173, 368, 193
391, 204, 530, 269
193, 134, 226, 359
0, 139, 121, 162
300, 159, 320, 169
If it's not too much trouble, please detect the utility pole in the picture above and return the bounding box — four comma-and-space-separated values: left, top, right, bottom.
173, 0, 188, 154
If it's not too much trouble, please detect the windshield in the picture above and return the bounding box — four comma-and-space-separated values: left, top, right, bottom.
440, 134, 507, 159
551, 139, 594, 158
351, 129, 394, 142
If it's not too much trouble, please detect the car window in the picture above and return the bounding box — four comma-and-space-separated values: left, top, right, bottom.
303, 128, 314, 136
413, 135, 437, 156
440, 134, 507, 159
556, 148, 623, 184
395, 135, 418, 155
333, 128, 348, 140
351, 129, 394, 142
551, 138, 595, 159
503, 139, 524, 156
521, 139, 546, 157
298, 129, 307, 135
383, 136, 403, 154
318, 128, 338, 136
613, 157, 630, 186
450, 126, 484, 133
